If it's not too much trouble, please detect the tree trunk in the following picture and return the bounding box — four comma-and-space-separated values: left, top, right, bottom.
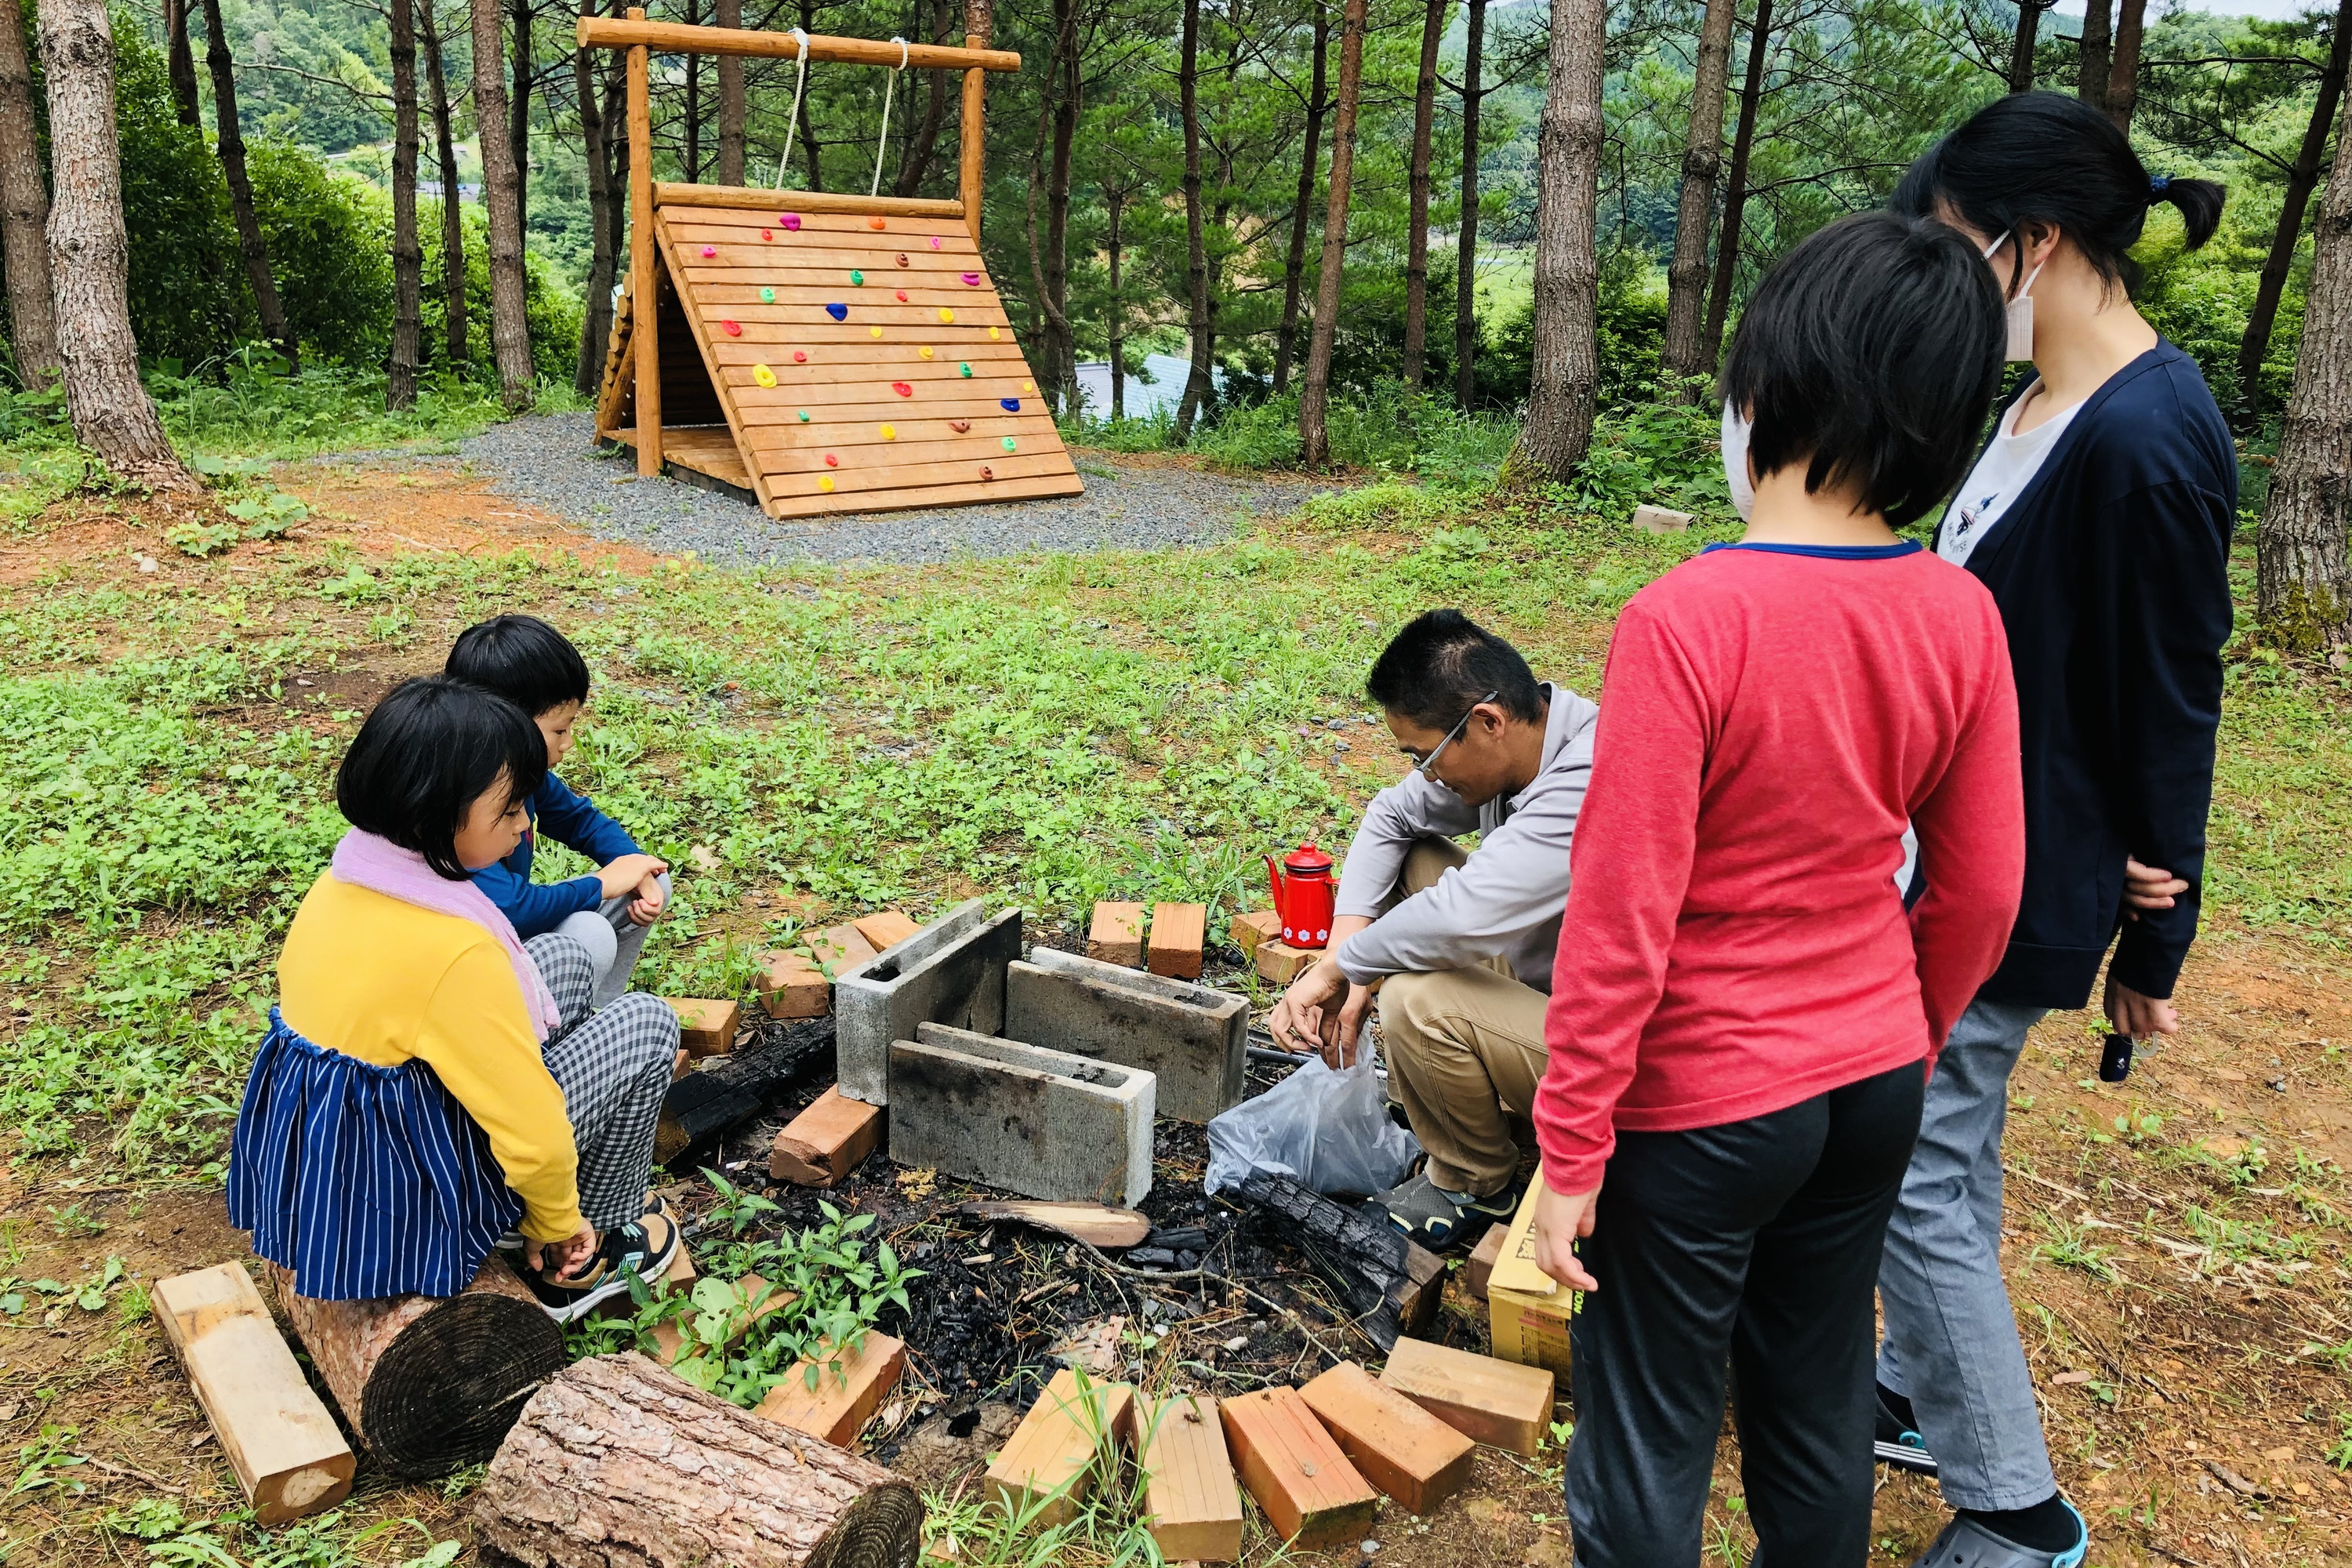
572, 1, 616, 397
473, 1353, 924, 1568
163, 0, 201, 125
1659, 0, 1736, 401
1704, 0, 1772, 358
1024, 0, 1076, 416
390, 0, 423, 409
1298, 0, 1366, 466
1107, 187, 1124, 419
1173, 0, 1210, 441
2106, 0, 2145, 132
716, 0, 744, 186
895, 0, 952, 195
200, 0, 299, 372
472, 0, 535, 408
1272, 0, 1327, 395
509, 0, 532, 230
37, 0, 199, 490
1508, 0, 1605, 481
1454, 0, 1483, 409
2240, 0, 2352, 416
1400, 0, 1444, 391
2257, 64, 2352, 653
263, 1256, 564, 1479
2008, 0, 2045, 92
0, 0, 60, 391
2076, 0, 2111, 111
423, 0, 466, 369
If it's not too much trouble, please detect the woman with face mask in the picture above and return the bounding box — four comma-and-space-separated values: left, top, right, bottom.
1861, 93, 2234, 1568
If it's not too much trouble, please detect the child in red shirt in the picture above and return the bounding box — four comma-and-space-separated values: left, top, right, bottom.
1528, 212, 2026, 1566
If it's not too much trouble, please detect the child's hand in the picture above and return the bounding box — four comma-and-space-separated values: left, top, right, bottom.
597, 854, 667, 900
525, 1224, 598, 1279
626, 872, 666, 927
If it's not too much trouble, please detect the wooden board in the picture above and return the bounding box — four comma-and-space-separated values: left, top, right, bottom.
984, 1367, 1135, 1526
1378, 1336, 1555, 1457
948, 1200, 1152, 1248
1087, 902, 1145, 967
752, 1330, 906, 1446
1218, 1386, 1379, 1549
1137, 1394, 1243, 1563
1298, 1361, 1475, 1515
647, 198, 1081, 521
151, 1263, 354, 1524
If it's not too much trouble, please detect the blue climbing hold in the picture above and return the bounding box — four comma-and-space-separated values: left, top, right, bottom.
826, 303, 848, 321
1000, 397, 1020, 412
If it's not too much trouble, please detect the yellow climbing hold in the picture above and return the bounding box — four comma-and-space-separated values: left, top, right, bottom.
818, 475, 835, 492
1022, 380, 1034, 394
919, 346, 935, 359
752, 364, 777, 387
989, 326, 1002, 340
939, 308, 955, 323
870, 325, 884, 338
880, 423, 898, 440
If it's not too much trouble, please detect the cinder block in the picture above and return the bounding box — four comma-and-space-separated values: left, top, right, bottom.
1299, 1360, 1475, 1514
1254, 940, 1316, 986
757, 951, 829, 1019
1464, 1223, 1508, 1301
664, 998, 742, 1057
1147, 902, 1207, 979
770, 1086, 885, 1186
985, 1367, 1136, 1526
808, 923, 880, 975
887, 1023, 1154, 1207
1004, 947, 1246, 1124
1379, 1335, 1555, 1457
1087, 902, 1145, 967
1219, 1386, 1379, 1548
851, 909, 924, 951
1632, 503, 1693, 534
753, 1330, 906, 1446
1229, 909, 1281, 956
833, 900, 1020, 1105
1138, 1394, 1243, 1562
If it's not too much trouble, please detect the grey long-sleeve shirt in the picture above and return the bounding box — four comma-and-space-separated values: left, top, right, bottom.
1331, 684, 1599, 996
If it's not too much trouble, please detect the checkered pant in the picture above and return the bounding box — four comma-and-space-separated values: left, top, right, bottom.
525, 934, 680, 1231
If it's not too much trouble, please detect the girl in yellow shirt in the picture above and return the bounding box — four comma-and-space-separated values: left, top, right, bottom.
227, 677, 681, 1320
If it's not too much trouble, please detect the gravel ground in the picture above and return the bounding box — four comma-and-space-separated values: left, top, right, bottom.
427, 412, 1336, 568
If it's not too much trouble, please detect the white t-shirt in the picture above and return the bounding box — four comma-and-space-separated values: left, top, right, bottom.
1938, 386, 2083, 568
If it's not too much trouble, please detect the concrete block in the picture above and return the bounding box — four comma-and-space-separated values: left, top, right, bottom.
1229, 909, 1281, 956
833, 901, 1018, 1105
1087, 902, 1145, 967
1147, 902, 1206, 979
770, 1086, 885, 1186
1004, 947, 1246, 1123
1254, 940, 1316, 986
887, 1023, 1154, 1207
1632, 503, 1693, 533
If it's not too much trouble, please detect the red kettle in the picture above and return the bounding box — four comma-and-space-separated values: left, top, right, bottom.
1265, 844, 1338, 949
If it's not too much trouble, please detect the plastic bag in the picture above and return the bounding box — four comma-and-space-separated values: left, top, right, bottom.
1204, 1048, 1421, 1198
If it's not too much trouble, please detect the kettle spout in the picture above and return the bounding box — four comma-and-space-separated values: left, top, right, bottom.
1264, 854, 1286, 921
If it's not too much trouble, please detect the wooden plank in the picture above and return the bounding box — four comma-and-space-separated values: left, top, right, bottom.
1378, 1336, 1555, 1457
737, 395, 1053, 425
743, 419, 1063, 455
657, 206, 980, 245
769, 1086, 884, 1186
1147, 902, 1207, 980
751, 1330, 906, 1446
947, 1200, 1152, 1248
595, 278, 634, 436
769, 453, 1080, 497
1298, 1361, 1475, 1515
1464, 1223, 1508, 1301
627, 26, 659, 474
764, 472, 1083, 520
1138, 1394, 1243, 1563
151, 1264, 355, 1524
579, 19, 1022, 71
652, 222, 773, 513
851, 909, 924, 949
681, 321, 1027, 350
984, 1368, 1136, 1526
760, 444, 1071, 481
1229, 909, 1281, 956
1218, 1386, 1379, 1549
656, 183, 969, 219
1087, 902, 1145, 967
664, 997, 742, 1058
666, 238, 997, 274
808, 923, 880, 975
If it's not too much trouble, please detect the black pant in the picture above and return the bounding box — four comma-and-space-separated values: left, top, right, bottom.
1564, 1059, 1926, 1568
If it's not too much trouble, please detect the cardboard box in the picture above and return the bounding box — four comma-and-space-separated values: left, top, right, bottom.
1486, 1169, 1573, 1380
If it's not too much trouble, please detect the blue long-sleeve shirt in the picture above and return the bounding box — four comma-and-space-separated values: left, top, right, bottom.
471, 772, 646, 939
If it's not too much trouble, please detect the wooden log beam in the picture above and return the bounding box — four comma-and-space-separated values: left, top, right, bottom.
653, 182, 965, 220
627, 12, 659, 477
1232, 1172, 1443, 1351
658, 1016, 835, 1172
576, 16, 1019, 71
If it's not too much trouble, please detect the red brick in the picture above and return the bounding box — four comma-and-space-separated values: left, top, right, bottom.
769, 1087, 884, 1186
808, 923, 880, 975
752, 1331, 906, 1446
757, 951, 829, 1018
1218, 1385, 1378, 1548
851, 909, 924, 951
663, 997, 742, 1057
1300, 1361, 1475, 1514
1087, 902, 1145, 967
1147, 902, 1207, 979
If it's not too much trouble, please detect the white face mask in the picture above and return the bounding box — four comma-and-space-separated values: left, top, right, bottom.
1721, 400, 1755, 521
1983, 229, 2044, 361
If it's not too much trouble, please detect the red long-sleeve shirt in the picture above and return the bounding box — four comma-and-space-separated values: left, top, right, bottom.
1533, 542, 2024, 1193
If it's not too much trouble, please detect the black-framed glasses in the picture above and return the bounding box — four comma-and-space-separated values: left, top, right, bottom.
1409, 690, 1497, 778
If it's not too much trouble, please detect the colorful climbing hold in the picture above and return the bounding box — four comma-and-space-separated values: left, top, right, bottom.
721, 321, 742, 336
850, 270, 865, 286
919, 346, 935, 359
1001, 398, 1021, 412
824, 453, 840, 466
793, 350, 808, 363
961, 272, 981, 286
939, 308, 955, 323
819, 475, 835, 492
761, 228, 773, 241
870, 326, 884, 338
979, 465, 994, 480
1021, 379, 1033, 392
929, 236, 942, 249
826, 303, 848, 321
895, 289, 909, 302
869, 216, 887, 229
959, 363, 973, 376
892, 382, 913, 397
797, 410, 811, 422
895, 253, 909, 267
760, 287, 775, 303
752, 364, 777, 388
949, 419, 971, 434
989, 326, 1002, 340
781, 212, 802, 230
880, 423, 897, 440
701, 245, 717, 258
1002, 437, 1018, 452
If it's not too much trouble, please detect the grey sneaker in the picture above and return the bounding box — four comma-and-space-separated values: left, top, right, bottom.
1911, 1504, 2086, 1568
1374, 1171, 1517, 1251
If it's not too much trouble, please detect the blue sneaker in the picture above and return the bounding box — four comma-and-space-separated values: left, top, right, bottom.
1874, 1385, 1937, 1475
1910, 1501, 2087, 1568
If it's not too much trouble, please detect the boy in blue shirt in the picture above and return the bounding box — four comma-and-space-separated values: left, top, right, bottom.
447, 615, 670, 1008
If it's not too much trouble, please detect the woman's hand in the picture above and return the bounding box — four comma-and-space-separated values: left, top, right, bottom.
525, 1225, 599, 1279
2121, 855, 2187, 920
2104, 975, 2178, 1040
597, 854, 668, 901
1530, 1178, 1602, 1293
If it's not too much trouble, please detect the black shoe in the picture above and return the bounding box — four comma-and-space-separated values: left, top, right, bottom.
1374, 1172, 1519, 1252
1874, 1385, 1938, 1475
526, 1212, 681, 1323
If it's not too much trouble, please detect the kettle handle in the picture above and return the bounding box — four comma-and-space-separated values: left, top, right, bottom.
1264, 854, 1285, 920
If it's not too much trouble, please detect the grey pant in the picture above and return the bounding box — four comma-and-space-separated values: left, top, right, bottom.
555, 870, 670, 1010
525, 932, 680, 1231
1875, 998, 2056, 1511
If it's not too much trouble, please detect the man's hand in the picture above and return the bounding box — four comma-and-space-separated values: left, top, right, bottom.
524, 1224, 598, 1279
2122, 855, 2187, 921
2105, 974, 2178, 1040
626, 871, 666, 927
1269, 960, 1348, 1058
597, 853, 668, 901
1530, 1178, 1601, 1293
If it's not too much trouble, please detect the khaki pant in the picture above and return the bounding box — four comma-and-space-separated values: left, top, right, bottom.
1374, 839, 1549, 1197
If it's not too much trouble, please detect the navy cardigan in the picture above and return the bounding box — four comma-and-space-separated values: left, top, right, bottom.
1942, 341, 2236, 1010
468, 771, 645, 940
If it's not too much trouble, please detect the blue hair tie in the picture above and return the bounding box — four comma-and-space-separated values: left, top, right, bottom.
2149, 173, 2172, 199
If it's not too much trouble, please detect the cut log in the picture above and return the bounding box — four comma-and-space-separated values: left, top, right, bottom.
151, 1263, 354, 1523
1232, 1171, 1443, 1350
949, 1199, 1152, 1248
263, 1254, 564, 1479
656, 1016, 835, 1171
474, 1352, 923, 1568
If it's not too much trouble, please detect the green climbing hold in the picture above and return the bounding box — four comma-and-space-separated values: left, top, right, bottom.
960, 362, 973, 376
850, 269, 865, 286
760, 287, 775, 303
798, 410, 811, 422
1002, 437, 1018, 452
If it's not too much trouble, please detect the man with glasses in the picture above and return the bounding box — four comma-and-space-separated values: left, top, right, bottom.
1266, 609, 1599, 1250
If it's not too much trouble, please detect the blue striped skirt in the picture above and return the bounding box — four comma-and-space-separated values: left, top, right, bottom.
226, 1010, 524, 1301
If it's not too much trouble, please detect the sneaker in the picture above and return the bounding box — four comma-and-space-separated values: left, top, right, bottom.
1910, 1502, 2086, 1568
525, 1211, 681, 1323
1374, 1171, 1518, 1252
1874, 1386, 1938, 1476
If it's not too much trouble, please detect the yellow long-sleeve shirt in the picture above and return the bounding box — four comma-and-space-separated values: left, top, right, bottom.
278, 872, 586, 1242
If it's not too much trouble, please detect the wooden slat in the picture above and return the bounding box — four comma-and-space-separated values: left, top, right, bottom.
735, 397, 1056, 424
768, 471, 1082, 518
652, 223, 774, 511
662, 207, 980, 247
579, 19, 1022, 71
663, 234, 993, 272
746, 416, 1058, 449
779, 454, 1077, 495
1138, 1395, 1243, 1563
684, 291, 1013, 317
656, 182, 964, 219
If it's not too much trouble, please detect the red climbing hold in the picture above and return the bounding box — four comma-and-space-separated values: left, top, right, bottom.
793, 350, 808, 362
721, 321, 742, 336
892, 382, 913, 397
979, 465, 994, 480
949, 419, 971, 434
825, 453, 840, 466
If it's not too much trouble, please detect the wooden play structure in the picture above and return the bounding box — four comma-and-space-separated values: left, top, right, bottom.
579, 11, 1084, 519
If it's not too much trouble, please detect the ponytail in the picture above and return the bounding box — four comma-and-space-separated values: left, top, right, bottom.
2151, 173, 2227, 252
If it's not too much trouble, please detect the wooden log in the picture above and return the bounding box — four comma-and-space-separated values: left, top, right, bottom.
576, 16, 1020, 71
948, 1199, 1152, 1248
656, 1016, 834, 1171
151, 1263, 354, 1523
1232, 1172, 1443, 1350
263, 1254, 564, 1479
474, 1352, 923, 1568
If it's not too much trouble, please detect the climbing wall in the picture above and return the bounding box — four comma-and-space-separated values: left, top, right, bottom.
618, 201, 1083, 520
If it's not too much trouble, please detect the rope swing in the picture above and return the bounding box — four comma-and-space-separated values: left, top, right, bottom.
871, 37, 909, 197
772, 27, 811, 187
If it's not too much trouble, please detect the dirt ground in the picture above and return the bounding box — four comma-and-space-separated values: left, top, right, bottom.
2, 472, 2349, 1568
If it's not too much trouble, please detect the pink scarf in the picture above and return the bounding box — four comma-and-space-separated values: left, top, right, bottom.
329, 829, 562, 1042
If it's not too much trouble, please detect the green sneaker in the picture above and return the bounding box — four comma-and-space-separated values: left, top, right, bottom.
1374, 1172, 1517, 1251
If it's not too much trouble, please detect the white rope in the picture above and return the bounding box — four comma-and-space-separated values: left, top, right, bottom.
773, 29, 811, 188
871, 37, 908, 198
